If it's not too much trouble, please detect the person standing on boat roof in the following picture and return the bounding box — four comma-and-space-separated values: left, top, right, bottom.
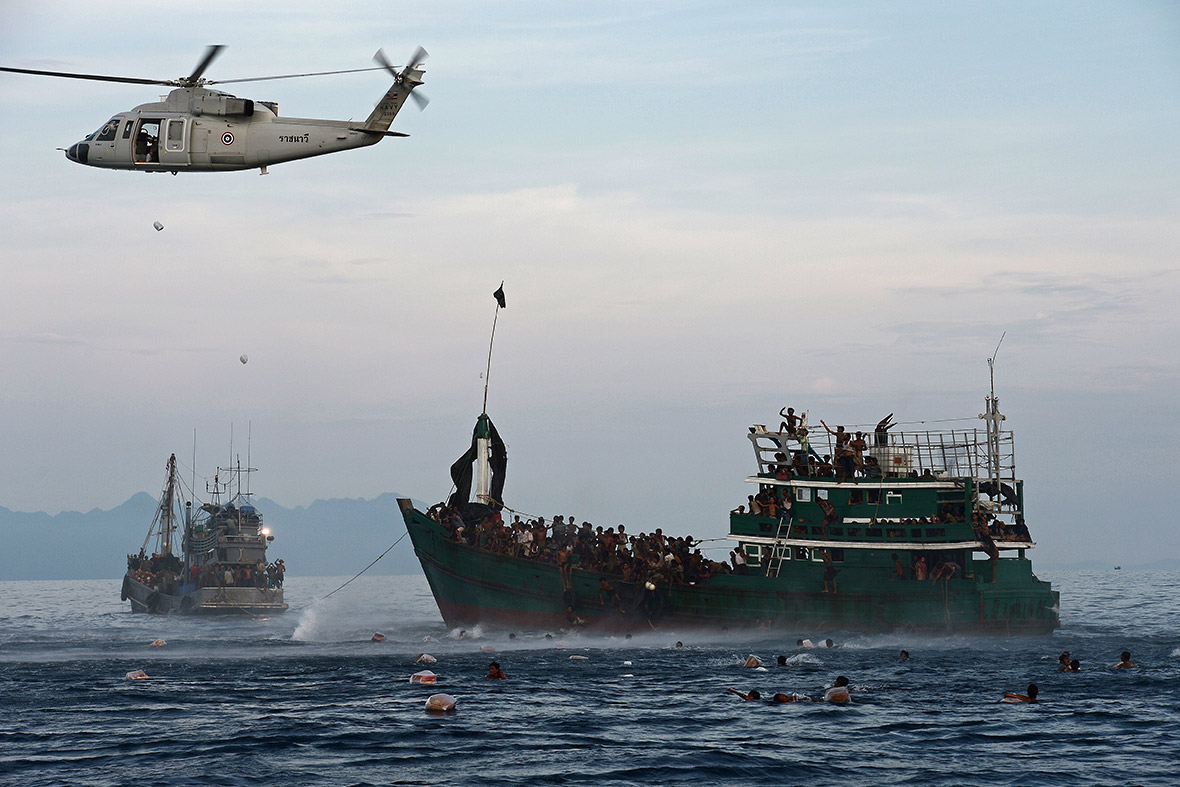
874, 414, 896, 446
820, 421, 853, 483
779, 407, 802, 436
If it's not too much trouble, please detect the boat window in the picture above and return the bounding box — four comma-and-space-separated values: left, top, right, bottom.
886, 492, 903, 504
811, 551, 825, 563
95, 118, 120, 142
847, 527, 861, 537
911, 528, 923, 538
797, 488, 811, 502
817, 489, 829, 501
926, 528, 945, 537
811, 526, 823, 536
830, 549, 844, 562
887, 528, 905, 538
848, 490, 864, 506
868, 490, 881, 504
795, 546, 809, 560
829, 527, 843, 536
867, 528, 883, 537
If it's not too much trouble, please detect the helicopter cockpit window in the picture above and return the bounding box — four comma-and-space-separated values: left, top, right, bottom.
95, 118, 120, 142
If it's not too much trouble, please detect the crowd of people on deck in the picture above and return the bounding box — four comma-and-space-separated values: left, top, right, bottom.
767, 408, 903, 484
427, 503, 731, 591
126, 549, 284, 595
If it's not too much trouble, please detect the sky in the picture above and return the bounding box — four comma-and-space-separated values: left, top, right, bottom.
1, 1, 1177, 566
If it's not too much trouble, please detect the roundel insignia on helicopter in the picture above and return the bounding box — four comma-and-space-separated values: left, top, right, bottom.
222, 132, 235, 145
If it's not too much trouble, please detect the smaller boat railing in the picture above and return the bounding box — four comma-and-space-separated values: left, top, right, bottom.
749, 425, 1016, 483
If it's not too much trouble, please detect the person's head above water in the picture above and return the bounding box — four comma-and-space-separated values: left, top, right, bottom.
1027, 683, 1039, 700
834, 675, 849, 688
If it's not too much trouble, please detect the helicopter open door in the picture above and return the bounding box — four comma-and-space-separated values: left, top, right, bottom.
133, 118, 188, 166
133, 120, 161, 164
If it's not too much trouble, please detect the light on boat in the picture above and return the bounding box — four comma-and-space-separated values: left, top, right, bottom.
261, 528, 270, 535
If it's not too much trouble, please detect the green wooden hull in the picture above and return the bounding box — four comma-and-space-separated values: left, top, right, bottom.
400, 500, 1059, 635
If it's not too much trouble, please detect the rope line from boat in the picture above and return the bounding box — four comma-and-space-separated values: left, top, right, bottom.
313, 531, 409, 604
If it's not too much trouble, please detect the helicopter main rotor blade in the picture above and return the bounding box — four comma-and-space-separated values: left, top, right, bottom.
207, 65, 390, 85
0, 65, 171, 86
186, 45, 225, 84
372, 48, 399, 78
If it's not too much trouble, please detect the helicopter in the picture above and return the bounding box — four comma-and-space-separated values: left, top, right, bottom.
0, 45, 427, 174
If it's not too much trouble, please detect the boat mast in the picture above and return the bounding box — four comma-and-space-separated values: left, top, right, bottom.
980, 334, 1006, 491
477, 283, 505, 505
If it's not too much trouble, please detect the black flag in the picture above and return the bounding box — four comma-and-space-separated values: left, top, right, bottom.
493, 283, 506, 309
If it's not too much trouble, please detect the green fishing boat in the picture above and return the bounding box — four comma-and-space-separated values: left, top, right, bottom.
400, 376, 1059, 634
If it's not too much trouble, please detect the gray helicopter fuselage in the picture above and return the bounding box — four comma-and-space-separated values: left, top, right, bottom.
66, 87, 390, 173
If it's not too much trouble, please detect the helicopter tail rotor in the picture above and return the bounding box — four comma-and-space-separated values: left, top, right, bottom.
373, 46, 429, 108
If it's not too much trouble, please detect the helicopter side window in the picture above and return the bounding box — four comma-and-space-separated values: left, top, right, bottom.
95, 118, 120, 142
122, 121, 134, 139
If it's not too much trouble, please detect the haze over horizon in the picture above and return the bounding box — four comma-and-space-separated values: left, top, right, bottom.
1, 1, 1177, 567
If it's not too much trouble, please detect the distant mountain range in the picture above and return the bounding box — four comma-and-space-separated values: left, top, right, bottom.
0, 493, 425, 580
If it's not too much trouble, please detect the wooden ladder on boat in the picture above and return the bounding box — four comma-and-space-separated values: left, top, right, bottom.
765, 515, 794, 578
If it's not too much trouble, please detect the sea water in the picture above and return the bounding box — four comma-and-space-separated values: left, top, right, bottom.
1, 570, 1177, 786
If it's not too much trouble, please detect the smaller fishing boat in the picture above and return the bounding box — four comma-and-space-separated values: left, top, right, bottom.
121, 453, 287, 615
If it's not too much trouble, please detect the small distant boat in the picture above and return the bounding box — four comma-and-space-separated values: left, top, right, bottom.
121, 453, 287, 615
1114, 566, 1121, 570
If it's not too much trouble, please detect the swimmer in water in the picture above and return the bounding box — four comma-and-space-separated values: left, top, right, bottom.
1057, 651, 1071, 672
486, 661, 507, 680
726, 688, 762, 701
1002, 683, 1039, 703
1114, 651, 1136, 669
824, 676, 851, 703
822, 638, 835, 648
769, 692, 811, 703
744, 655, 763, 667
675, 641, 684, 649
1066, 659, 1081, 673
899, 650, 909, 660
777, 655, 787, 666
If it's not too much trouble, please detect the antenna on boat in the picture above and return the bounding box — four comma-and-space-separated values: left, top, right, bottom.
191, 428, 197, 500
483, 282, 507, 415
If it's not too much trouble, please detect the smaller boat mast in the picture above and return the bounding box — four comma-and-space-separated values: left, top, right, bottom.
141, 453, 179, 556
